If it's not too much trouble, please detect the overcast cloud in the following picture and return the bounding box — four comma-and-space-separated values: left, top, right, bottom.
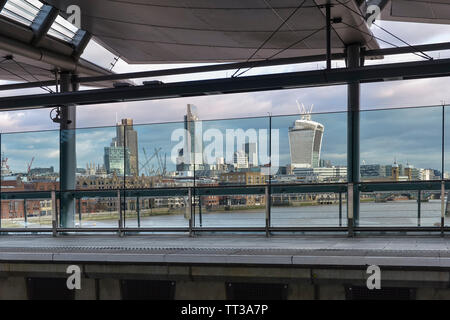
2, 19, 450, 172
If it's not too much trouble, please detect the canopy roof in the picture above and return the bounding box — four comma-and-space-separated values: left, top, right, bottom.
43, 0, 381, 64
0, 0, 113, 87
379, 0, 450, 25
1, 0, 450, 86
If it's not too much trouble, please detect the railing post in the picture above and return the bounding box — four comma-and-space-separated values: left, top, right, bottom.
136, 195, 140, 228
265, 185, 271, 237
198, 196, 202, 227
347, 183, 354, 237
188, 187, 193, 237
51, 190, 57, 237
339, 192, 342, 227
417, 190, 421, 227
23, 199, 27, 227
77, 197, 81, 227
441, 181, 445, 237
117, 190, 123, 237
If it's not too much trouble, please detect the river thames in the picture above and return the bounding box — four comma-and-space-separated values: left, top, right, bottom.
74, 199, 443, 229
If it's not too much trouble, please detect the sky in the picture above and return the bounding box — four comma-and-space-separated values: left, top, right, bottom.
2, 16, 450, 173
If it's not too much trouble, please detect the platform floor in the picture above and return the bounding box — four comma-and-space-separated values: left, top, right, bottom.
0, 235, 449, 268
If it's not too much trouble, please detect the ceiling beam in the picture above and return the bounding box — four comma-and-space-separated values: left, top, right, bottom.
71, 30, 91, 60
63, 42, 450, 84
1, 57, 450, 110
2, 40, 450, 92
30, 4, 59, 47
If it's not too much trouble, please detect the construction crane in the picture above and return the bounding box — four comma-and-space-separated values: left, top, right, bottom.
1, 153, 9, 170
27, 157, 35, 178
1, 153, 11, 175
140, 147, 161, 176
155, 148, 167, 177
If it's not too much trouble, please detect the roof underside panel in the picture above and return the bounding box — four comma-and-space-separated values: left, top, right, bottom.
0, 50, 53, 82
0, 0, 115, 87
44, 0, 380, 63
380, 0, 450, 25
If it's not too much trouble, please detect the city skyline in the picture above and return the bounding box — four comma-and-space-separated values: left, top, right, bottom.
0, 107, 448, 180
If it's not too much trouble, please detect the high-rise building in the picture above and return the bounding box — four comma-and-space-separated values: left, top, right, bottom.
115, 119, 139, 176
244, 142, 258, 167
288, 105, 324, 169
177, 104, 204, 175
104, 139, 131, 175
361, 164, 387, 179
233, 150, 249, 169
184, 104, 203, 166
319, 159, 332, 168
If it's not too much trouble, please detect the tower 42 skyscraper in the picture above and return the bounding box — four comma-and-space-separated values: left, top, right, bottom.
116, 119, 139, 176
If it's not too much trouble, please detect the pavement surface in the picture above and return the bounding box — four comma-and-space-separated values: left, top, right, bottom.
0, 235, 449, 268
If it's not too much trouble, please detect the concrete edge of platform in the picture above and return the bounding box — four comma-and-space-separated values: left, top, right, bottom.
0, 251, 449, 269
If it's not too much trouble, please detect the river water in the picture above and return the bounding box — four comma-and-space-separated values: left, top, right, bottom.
69, 199, 443, 229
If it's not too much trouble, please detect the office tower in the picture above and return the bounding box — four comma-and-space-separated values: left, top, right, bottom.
319, 159, 332, 168
361, 164, 387, 179
233, 150, 249, 169
104, 140, 131, 175
244, 142, 258, 167
116, 119, 139, 176
289, 104, 324, 168
184, 104, 203, 166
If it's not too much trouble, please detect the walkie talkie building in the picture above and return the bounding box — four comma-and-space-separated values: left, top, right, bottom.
289, 111, 324, 169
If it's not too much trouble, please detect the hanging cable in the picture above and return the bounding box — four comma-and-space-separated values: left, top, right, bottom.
235, 26, 327, 77
334, 0, 433, 60
340, 21, 431, 60
0, 64, 53, 93
262, 0, 298, 33
373, 22, 433, 60
231, 0, 308, 78
10, 58, 54, 93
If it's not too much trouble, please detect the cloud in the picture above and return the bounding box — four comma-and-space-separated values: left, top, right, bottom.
1, 19, 450, 173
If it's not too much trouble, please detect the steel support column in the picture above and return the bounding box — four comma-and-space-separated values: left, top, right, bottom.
326, 3, 331, 70
59, 72, 77, 228
347, 44, 362, 231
